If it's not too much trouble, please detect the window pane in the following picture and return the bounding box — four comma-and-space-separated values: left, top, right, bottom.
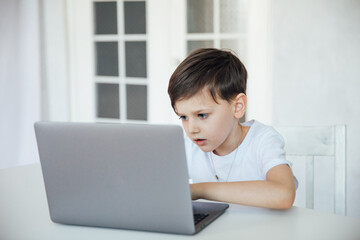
124, 1, 146, 34
126, 85, 147, 120
125, 41, 147, 78
187, 40, 214, 55
96, 83, 120, 119
95, 42, 119, 76
221, 39, 247, 63
187, 0, 213, 33
94, 2, 118, 34
220, 0, 248, 33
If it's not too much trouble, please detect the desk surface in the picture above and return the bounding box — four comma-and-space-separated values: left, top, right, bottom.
1, 164, 359, 240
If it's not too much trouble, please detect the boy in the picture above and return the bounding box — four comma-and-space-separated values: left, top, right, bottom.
168, 48, 296, 209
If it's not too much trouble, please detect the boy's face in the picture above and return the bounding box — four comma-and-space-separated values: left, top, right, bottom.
174, 89, 243, 156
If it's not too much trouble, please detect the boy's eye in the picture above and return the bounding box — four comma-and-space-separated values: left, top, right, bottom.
198, 113, 208, 119
179, 116, 188, 120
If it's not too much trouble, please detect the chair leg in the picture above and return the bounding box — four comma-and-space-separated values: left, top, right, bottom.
306, 156, 314, 209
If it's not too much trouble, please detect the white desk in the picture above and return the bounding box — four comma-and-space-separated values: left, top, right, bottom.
1, 164, 359, 240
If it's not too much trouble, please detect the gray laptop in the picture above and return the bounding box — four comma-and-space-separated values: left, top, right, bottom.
34, 122, 229, 235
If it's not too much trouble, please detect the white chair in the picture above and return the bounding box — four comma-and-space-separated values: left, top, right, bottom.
274, 125, 346, 216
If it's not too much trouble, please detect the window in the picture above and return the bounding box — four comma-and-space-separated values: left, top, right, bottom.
94, 0, 148, 122
186, 0, 248, 63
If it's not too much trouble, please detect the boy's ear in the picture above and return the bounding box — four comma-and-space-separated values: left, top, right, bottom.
233, 93, 247, 119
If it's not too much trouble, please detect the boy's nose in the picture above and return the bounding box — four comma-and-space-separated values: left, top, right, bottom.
188, 119, 200, 134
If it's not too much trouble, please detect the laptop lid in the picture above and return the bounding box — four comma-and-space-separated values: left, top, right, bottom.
34, 122, 228, 235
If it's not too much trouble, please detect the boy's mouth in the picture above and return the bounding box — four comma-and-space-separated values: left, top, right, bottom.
194, 138, 207, 146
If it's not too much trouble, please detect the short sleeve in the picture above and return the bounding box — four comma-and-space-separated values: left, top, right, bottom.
257, 129, 292, 178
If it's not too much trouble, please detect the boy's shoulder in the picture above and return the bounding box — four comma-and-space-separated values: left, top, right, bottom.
242, 120, 283, 144
242, 120, 278, 136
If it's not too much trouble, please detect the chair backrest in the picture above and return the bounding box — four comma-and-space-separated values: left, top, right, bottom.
274, 125, 346, 215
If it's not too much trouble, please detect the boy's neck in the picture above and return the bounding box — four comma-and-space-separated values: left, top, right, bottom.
213, 124, 249, 156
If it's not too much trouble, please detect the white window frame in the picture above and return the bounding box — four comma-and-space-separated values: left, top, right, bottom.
93, 0, 149, 123
64, 0, 177, 124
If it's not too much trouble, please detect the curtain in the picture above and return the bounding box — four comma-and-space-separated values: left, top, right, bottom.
0, 0, 41, 168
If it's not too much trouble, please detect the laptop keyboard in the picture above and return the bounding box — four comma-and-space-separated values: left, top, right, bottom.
193, 213, 209, 225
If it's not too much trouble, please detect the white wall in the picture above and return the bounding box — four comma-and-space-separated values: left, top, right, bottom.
41, 0, 71, 121
269, 0, 360, 218
247, 0, 274, 124
148, 0, 179, 124
0, 0, 41, 169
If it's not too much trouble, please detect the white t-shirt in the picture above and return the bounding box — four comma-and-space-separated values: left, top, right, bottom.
185, 120, 295, 183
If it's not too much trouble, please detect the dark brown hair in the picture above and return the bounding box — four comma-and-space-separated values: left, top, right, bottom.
168, 48, 247, 109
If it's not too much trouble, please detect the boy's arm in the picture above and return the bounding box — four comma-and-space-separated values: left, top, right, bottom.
190, 164, 296, 209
